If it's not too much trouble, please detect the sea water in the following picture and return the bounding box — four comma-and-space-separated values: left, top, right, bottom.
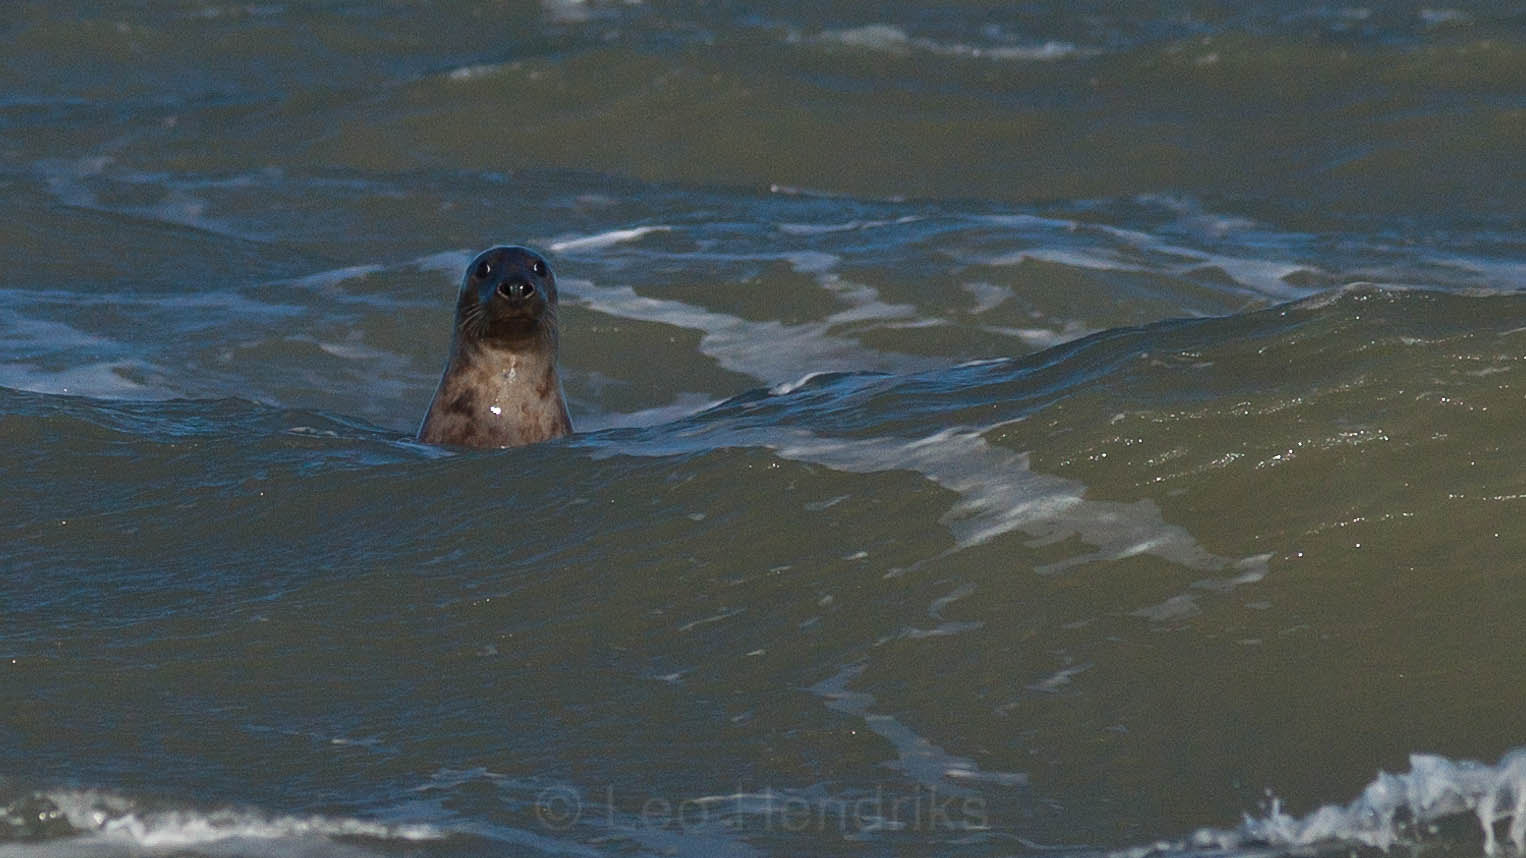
3, 2, 1525, 856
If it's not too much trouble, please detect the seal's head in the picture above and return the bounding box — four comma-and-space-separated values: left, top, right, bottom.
456, 245, 559, 349
418, 243, 573, 449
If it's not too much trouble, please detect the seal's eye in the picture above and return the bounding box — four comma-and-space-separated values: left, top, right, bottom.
474, 260, 493, 280
531, 260, 547, 276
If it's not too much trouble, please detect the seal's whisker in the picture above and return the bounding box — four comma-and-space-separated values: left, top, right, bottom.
457, 303, 487, 338
539, 303, 560, 350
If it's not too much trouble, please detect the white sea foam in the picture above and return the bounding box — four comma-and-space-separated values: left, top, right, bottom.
0, 308, 112, 354
589, 418, 1266, 601
410, 250, 474, 275
1419, 8, 1473, 27
979, 234, 1315, 304
962, 210, 1325, 303
979, 322, 1093, 350
513, 214, 1324, 397
558, 275, 943, 383
928, 582, 975, 618
768, 371, 836, 396
95, 810, 440, 847
33, 157, 257, 240
817, 24, 911, 52
548, 226, 672, 253
773, 426, 1265, 584
312, 338, 394, 361
283, 263, 385, 291
0, 360, 166, 400
0, 789, 444, 858
775, 215, 922, 236
1123, 750, 1526, 858
1026, 662, 1092, 694
814, 24, 1093, 62
540, 0, 593, 24
446, 62, 507, 81
1424, 252, 1526, 284
0, 287, 289, 400
573, 392, 722, 432
812, 663, 1029, 790
959, 281, 1014, 314
989, 247, 1135, 272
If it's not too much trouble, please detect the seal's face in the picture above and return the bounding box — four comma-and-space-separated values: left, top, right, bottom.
457, 245, 559, 346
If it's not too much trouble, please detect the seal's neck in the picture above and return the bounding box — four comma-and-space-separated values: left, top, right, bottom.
456, 340, 557, 385
421, 340, 572, 448
447, 343, 562, 416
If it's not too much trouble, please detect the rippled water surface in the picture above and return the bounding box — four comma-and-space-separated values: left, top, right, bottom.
3, 2, 1526, 857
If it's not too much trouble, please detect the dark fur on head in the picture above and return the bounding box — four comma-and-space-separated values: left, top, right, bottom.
453, 245, 561, 352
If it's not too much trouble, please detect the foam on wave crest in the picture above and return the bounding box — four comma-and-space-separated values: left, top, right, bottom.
1123, 750, 1526, 858
0, 787, 443, 855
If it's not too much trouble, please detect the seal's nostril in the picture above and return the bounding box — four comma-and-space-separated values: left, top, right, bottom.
497, 281, 534, 301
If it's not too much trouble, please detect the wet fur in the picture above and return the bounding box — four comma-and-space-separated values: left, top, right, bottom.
418, 247, 573, 449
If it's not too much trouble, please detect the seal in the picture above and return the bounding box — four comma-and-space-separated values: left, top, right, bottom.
418, 245, 573, 448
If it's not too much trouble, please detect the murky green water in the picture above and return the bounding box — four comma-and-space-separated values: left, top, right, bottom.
2, 3, 1525, 856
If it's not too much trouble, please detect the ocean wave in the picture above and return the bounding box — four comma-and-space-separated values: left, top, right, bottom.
1117, 750, 1526, 858
0, 788, 442, 857
807, 24, 1095, 62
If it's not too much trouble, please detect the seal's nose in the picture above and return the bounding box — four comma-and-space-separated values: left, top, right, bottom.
497, 280, 535, 301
